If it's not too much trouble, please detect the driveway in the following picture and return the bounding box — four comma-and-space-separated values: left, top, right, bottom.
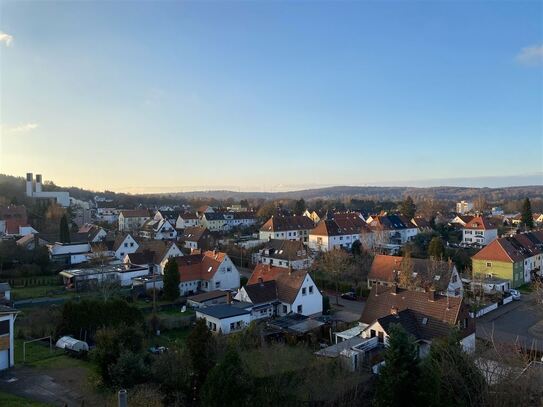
327, 291, 365, 323
476, 293, 543, 352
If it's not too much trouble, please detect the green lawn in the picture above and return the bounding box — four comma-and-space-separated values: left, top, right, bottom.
147, 327, 192, 348
10, 285, 66, 301
0, 391, 52, 407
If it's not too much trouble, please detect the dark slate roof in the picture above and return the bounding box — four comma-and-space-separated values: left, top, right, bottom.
187, 290, 228, 303
260, 239, 308, 261
377, 309, 421, 339
197, 304, 250, 319
244, 281, 279, 304
260, 215, 315, 232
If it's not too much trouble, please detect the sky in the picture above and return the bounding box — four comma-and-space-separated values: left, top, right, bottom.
0, 0, 542, 193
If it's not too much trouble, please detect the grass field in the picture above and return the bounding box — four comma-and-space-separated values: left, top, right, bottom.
0, 391, 52, 407
10, 285, 67, 301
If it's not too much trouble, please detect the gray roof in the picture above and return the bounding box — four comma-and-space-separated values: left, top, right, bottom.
196, 304, 251, 319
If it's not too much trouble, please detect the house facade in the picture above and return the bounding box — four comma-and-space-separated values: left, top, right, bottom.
472, 231, 543, 288
176, 212, 200, 230
259, 215, 315, 242
367, 254, 463, 297
308, 212, 369, 252
118, 209, 150, 232
253, 239, 311, 269
462, 216, 498, 246
176, 251, 240, 296
0, 305, 19, 370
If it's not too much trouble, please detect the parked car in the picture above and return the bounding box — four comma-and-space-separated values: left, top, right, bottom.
509, 289, 521, 301
340, 291, 357, 301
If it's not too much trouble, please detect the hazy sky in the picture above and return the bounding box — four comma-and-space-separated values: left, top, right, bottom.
1, 1, 542, 193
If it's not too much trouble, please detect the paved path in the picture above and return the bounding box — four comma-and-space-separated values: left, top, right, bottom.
476, 294, 543, 352
0, 366, 85, 406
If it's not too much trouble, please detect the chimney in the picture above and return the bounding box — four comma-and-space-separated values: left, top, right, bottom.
390, 306, 398, 315
226, 291, 232, 304
26, 173, 33, 197
428, 289, 436, 302
35, 174, 43, 193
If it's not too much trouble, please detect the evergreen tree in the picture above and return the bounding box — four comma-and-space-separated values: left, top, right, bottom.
400, 196, 416, 219
201, 348, 251, 407
428, 236, 445, 260
418, 333, 486, 407
294, 198, 306, 215
162, 258, 180, 300
374, 324, 421, 407
186, 319, 217, 397
521, 198, 534, 229
59, 214, 70, 243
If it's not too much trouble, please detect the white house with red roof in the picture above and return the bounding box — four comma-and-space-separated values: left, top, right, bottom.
175, 250, 240, 296
462, 216, 498, 246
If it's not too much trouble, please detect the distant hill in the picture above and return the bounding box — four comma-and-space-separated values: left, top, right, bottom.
1, 173, 542, 204
162, 185, 543, 202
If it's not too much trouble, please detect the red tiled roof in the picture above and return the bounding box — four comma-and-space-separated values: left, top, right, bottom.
463, 216, 496, 230
176, 250, 227, 282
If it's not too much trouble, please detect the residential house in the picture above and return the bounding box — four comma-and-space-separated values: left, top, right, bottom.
456, 201, 474, 215
303, 209, 325, 225
195, 304, 252, 335
118, 209, 150, 232
367, 255, 463, 296
153, 210, 180, 224
0, 205, 32, 236
175, 250, 240, 296
308, 211, 370, 252
75, 223, 107, 243
196, 205, 215, 216
366, 215, 418, 252
178, 226, 215, 251
49, 242, 92, 265
139, 218, 177, 240
236, 267, 322, 317
411, 217, 433, 232
16, 234, 50, 250
259, 215, 315, 242
359, 286, 475, 355
187, 290, 229, 308
60, 264, 150, 290
253, 239, 311, 269
450, 215, 474, 228
471, 231, 543, 288
175, 212, 200, 230
95, 200, 119, 224
0, 305, 19, 370
199, 211, 257, 232
125, 240, 183, 274
462, 216, 498, 246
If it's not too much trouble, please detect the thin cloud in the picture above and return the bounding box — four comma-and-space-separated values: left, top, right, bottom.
0, 31, 13, 47
516, 44, 543, 66
2, 123, 39, 135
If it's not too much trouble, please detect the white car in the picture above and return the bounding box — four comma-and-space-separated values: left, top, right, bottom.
509, 289, 521, 301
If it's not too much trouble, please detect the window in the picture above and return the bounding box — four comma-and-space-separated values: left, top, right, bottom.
230, 322, 235, 331
124, 243, 128, 248
302, 287, 307, 296
486, 262, 492, 267
452, 275, 458, 283
297, 305, 303, 313
309, 285, 314, 294
282, 305, 287, 314
215, 281, 220, 288
0, 320, 9, 335
130, 242, 134, 247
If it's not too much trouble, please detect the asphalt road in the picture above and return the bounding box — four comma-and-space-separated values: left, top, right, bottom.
476, 293, 543, 352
